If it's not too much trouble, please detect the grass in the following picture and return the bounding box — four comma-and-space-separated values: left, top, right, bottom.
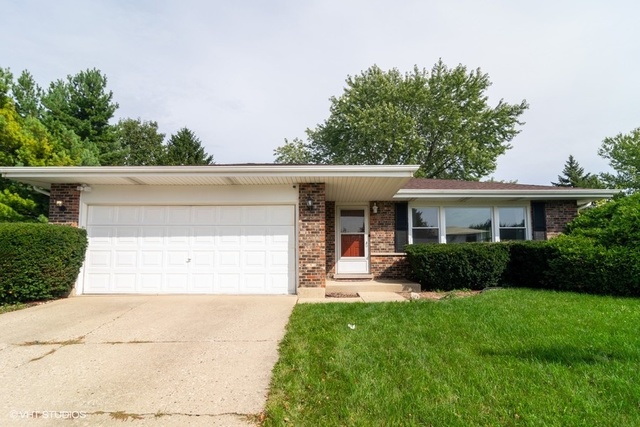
264, 289, 640, 426
0, 302, 28, 314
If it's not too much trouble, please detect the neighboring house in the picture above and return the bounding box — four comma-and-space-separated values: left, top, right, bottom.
0, 165, 617, 297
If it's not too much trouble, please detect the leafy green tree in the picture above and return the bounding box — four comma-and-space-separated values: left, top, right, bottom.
164, 127, 214, 166
115, 118, 166, 166
13, 70, 43, 118
275, 60, 528, 179
41, 68, 122, 165
552, 154, 603, 188
274, 138, 312, 164
598, 127, 640, 192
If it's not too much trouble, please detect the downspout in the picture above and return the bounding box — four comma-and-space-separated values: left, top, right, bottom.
32, 186, 51, 197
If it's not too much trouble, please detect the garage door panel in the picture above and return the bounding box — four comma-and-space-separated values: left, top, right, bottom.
117, 207, 141, 224
140, 274, 162, 291
115, 251, 137, 267
167, 207, 191, 223
141, 227, 165, 244
141, 206, 166, 224
192, 206, 216, 224
141, 251, 163, 267
217, 274, 240, 293
165, 274, 189, 292
244, 251, 266, 267
167, 227, 190, 244
113, 274, 136, 292
89, 206, 115, 225
84, 205, 295, 294
88, 250, 112, 268
219, 251, 240, 267
115, 227, 138, 244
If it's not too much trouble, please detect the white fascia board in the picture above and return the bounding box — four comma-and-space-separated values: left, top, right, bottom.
394, 189, 620, 200
0, 165, 419, 180
0, 165, 420, 176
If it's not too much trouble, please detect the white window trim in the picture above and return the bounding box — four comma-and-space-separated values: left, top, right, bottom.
408, 202, 532, 244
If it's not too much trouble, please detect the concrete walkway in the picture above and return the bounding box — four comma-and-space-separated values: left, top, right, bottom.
0, 295, 296, 426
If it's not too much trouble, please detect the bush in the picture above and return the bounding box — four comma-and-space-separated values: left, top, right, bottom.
546, 236, 640, 296
405, 243, 509, 291
503, 241, 558, 289
565, 192, 640, 247
0, 223, 88, 304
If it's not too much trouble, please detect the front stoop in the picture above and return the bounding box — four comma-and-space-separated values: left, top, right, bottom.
297, 287, 326, 299
326, 278, 420, 294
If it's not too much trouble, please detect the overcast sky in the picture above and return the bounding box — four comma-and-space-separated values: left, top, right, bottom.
3, 0, 638, 184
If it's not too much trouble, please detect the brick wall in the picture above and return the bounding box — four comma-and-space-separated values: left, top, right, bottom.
369, 201, 408, 279
545, 200, 578, 238
325, 201, 336, 277
49, 184, 81, 226
298, 183, 326, 287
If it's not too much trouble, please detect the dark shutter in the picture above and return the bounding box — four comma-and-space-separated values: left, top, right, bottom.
531, 201, 546, 240
395, 202, 409, 252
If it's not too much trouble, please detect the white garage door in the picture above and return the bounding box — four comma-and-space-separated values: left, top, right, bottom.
83, 205, 295, 294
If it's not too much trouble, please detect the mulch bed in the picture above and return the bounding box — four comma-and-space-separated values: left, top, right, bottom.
397, 290, 482, 300
326, 292, 360, 298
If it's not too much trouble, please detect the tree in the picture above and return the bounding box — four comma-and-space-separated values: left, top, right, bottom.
115, 118, 166, 166
41, 68, 122, 165
13, 70, 43, 118
163, 127, 214, 166
598, 127, 640, 192
552, 155, 603, 188
273, 138, 312, 164
275, 60, 528, 180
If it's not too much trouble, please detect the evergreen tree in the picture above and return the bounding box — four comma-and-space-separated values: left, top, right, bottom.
164, 127, 214, 166
552, 155, 603, 188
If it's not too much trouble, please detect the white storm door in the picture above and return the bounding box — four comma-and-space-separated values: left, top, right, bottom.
336, 207, 369, 274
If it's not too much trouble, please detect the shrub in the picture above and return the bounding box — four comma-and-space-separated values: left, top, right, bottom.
565, 192, 640, 247
405, 243, 509, 291
503, 241, 559, 289
546, 236, 640, 296
0, 223, 88, 304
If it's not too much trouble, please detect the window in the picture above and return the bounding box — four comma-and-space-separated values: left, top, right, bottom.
445, 207, 492, 243
408, 205, 529, 244
411, 208, 439, 243
498, 207, 526, 241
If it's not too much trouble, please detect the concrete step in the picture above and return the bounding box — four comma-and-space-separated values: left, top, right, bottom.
326, 279, 420, 293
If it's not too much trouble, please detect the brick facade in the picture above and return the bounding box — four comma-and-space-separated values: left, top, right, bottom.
369, 201, 408, 279
545, 200, 578, 238
298, 183, 326, 287
49, 184, 81, 226
325, 201, 336, 277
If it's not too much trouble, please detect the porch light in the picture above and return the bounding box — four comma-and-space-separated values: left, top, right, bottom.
55, 200, 66, 212
371, 202, 378, 214
306, 195, 314, 211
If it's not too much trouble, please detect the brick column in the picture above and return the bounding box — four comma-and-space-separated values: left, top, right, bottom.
369, 201, 408, 279
298, 183, 326, 289
545, 200, 578, 238
49, 184, 81, 226
325, 201, 336, 277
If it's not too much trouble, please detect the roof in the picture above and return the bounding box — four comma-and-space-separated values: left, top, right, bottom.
0, 165, 419, 203
397, 178, 619, 205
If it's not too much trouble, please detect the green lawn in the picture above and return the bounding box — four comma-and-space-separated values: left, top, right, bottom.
264, 289, 640, 426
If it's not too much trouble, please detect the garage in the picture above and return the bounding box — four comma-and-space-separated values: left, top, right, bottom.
83, 204, 295, 294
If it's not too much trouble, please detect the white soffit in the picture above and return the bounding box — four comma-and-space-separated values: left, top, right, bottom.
0, 165, 419, 202
395, 188, 620, 204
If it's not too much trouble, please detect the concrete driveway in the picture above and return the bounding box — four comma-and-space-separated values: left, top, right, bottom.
0, 295, 297, 426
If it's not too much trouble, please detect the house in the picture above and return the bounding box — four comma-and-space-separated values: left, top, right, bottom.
0, 165, 617, 297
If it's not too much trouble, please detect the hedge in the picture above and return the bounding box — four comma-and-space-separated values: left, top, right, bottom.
0, 223, 88, 304
545, 236, 640, 296
502, 241, 558, 289
405, 243, 509, 291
